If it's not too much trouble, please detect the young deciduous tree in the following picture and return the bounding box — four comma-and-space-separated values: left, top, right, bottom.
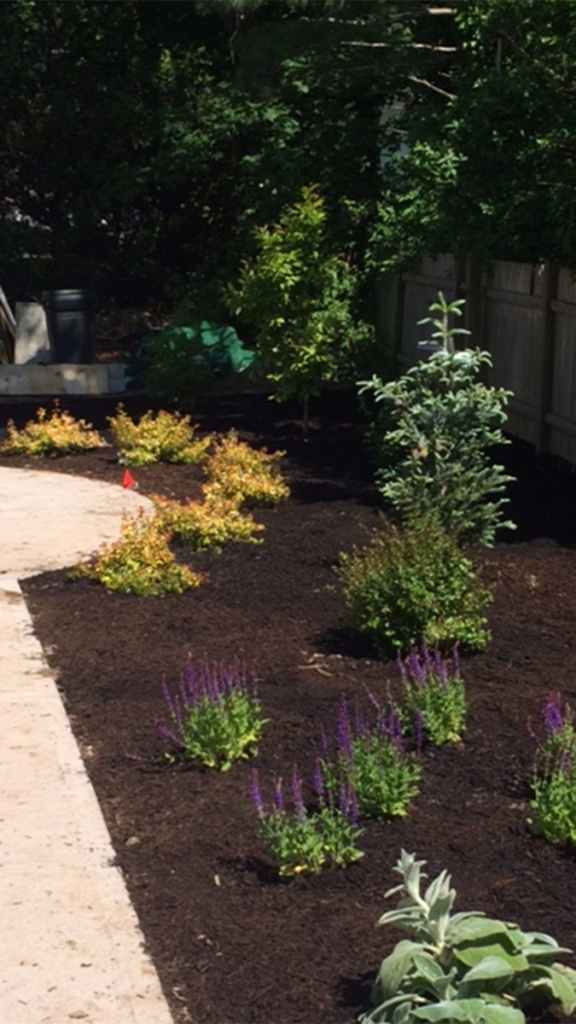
225, 185, 370, 431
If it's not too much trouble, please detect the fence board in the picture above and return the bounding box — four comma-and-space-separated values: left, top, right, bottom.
390, 254, 576, 466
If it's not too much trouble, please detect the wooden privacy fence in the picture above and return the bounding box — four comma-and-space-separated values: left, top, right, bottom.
378, 254, 576, 466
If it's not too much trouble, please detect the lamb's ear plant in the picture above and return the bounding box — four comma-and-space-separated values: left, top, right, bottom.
359, 292, 515, 547
360, 849, 576, 1024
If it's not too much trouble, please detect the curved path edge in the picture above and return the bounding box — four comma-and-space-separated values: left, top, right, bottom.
0, 468, 174, 1023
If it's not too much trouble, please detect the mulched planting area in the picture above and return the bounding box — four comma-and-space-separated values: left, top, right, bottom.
3, 388, 576, 1024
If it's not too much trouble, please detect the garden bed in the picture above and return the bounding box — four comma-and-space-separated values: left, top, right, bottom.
3, 388, 576, 1024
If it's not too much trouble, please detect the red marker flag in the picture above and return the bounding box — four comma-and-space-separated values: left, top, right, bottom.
122, 469, 136, 489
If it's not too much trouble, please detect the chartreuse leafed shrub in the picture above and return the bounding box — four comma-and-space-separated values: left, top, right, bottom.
337, 517, 492, 656
151, 492, 264, 551
360, 850, 576, 1024
2, 402, 106, 456
108, 405, 211, 467
250, 761, 364, 878
71, 425, 289, 593
203, 429, 290, 508
359, 293, 515, 548
71, 510, 203, 596
225, 184, 371, 433
528, 692, 576, 849
158, 655, 266, 772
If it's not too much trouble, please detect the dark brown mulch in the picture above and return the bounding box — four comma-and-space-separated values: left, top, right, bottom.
3, 388, 576, 1024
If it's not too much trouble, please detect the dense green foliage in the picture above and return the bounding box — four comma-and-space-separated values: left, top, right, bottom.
226, 185, 369, 421
337, 517, 492, 655
1, 0, 576, 318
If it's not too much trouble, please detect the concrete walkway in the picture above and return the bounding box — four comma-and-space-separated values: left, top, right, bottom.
0, 467, 174, 1024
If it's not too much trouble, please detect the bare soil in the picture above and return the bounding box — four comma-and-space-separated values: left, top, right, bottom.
3, 388, 576, 1024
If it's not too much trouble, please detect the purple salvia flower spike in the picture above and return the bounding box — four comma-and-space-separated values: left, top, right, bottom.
364, 686, 382, 714
387, 700, 404, 752
414, 709, 424, 754
291, 765, 306, 821
408, 647, 420, 685
250, 769, 265, 816
542, 692, 564, 736
273, 777, 284, 813
337, 695, 353, 761
337, 775, 349, 818
157, 723, 178, 745
313, 758, 326, 805
347, 780, 360, 826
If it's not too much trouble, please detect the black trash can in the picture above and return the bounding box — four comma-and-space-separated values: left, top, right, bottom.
41, 289, 96, 363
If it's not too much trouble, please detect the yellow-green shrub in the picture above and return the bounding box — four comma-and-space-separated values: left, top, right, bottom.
204, 429, 289, 507
72, 510, 204, 596
152, 493, 264, 551
2, 403, 106, 457
108, 405, 212, 466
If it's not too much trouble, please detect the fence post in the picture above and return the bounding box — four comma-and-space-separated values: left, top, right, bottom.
464, 255, 484, 348
537, 260, 559, 455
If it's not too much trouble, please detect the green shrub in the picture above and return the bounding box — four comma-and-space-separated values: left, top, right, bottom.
359, 293, 515, 547
337, 517, 492, 655
140, 326, 217, 410
225, 184, 371, 431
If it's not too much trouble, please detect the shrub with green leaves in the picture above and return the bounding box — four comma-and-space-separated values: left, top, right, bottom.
225, 184, 370, 431
108, 405, 211, 467
361, 849, 576, 1024
2, 403, 106, 457
139, 326, 217, 409
337, 517, 492, 655
359, 293, 515, 547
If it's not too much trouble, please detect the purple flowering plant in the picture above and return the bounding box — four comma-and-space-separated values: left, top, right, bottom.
396, 642, 466, 746
158, 654, 267, 771
319, 693, 422, 820
528, 691, 576, 848
250, 762, 364, 878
